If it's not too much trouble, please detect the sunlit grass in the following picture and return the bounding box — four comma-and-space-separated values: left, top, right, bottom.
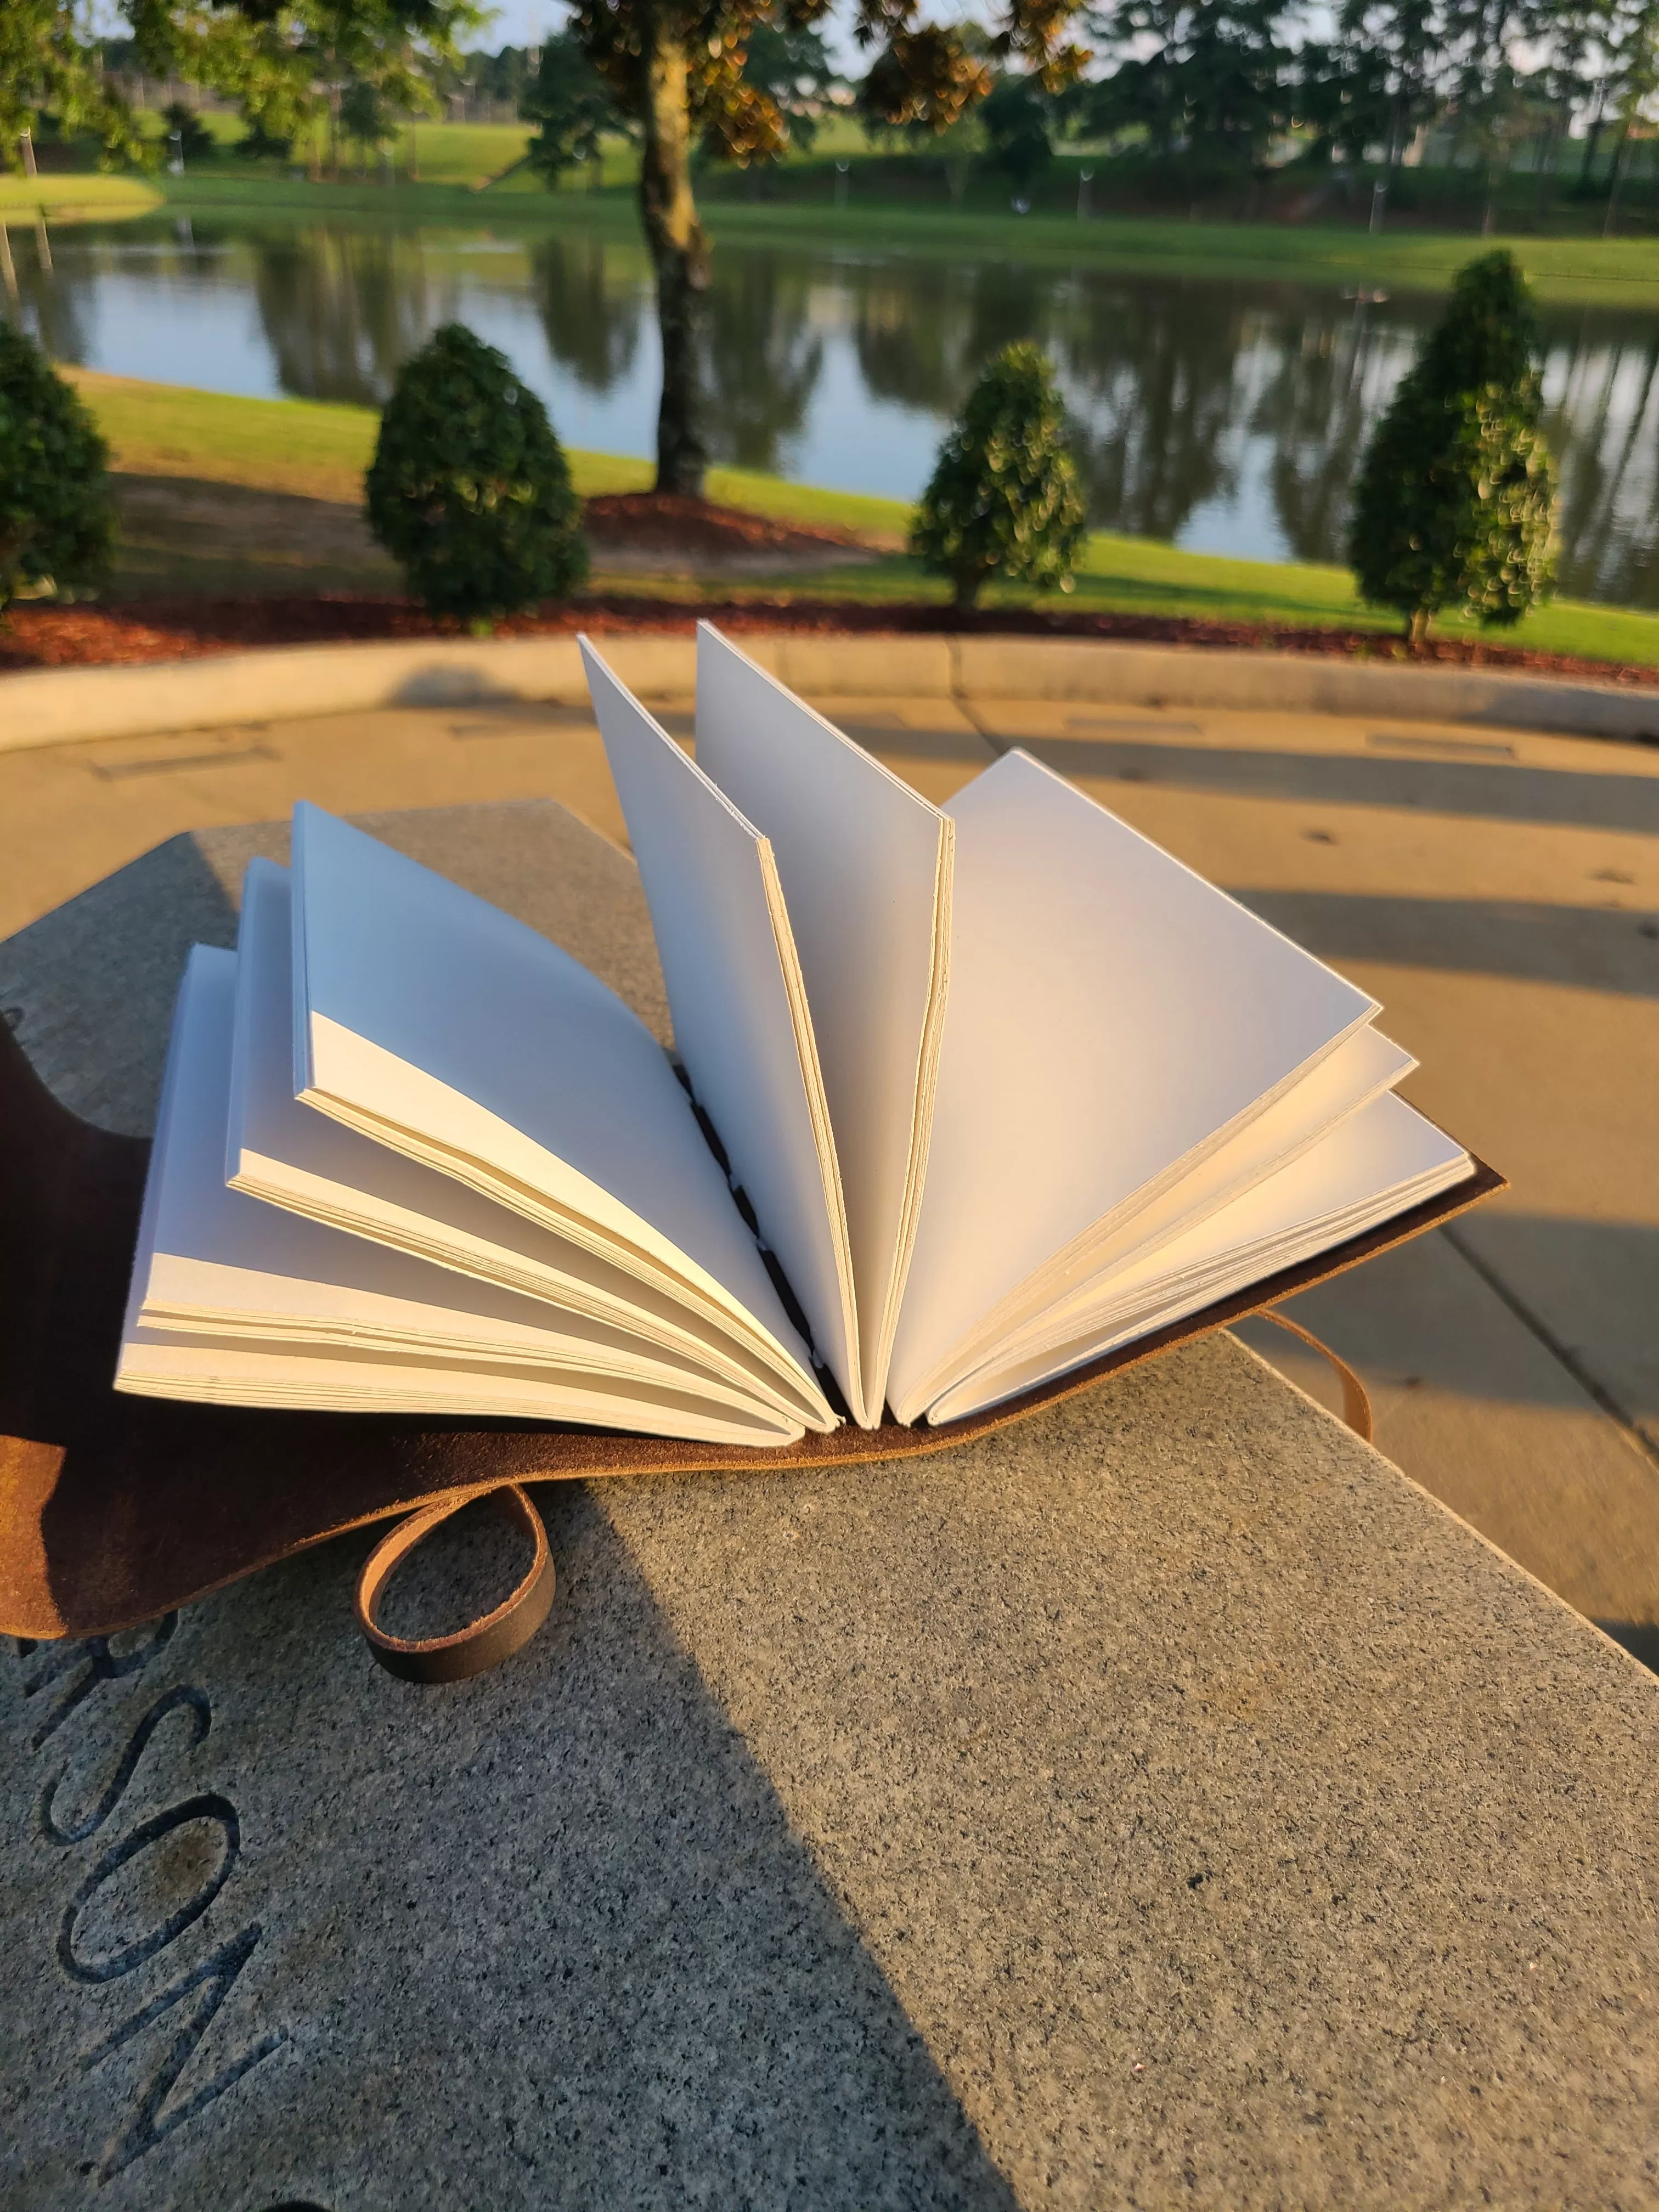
0, 173, 162, 220
59, 368, 1659, 667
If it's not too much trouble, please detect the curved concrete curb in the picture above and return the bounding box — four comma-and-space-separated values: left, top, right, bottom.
3, 629, 1657, 752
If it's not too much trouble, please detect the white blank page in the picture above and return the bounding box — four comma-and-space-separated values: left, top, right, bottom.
229, 860, 827, 1428
888, 749, 1379, 1423
928, 1093, 1471, 1423
694, 623, 952, 1419
289, 802, 819, 1392
119, 950, 803, 1442
582, 639, 864, 1418
914, 1019, 1415, 1409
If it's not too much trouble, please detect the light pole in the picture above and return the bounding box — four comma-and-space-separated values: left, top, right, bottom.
835, 159, 850, 210
1077, 166, 1094, 218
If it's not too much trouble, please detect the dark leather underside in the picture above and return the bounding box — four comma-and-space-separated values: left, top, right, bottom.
0, 1018, 1504, 1639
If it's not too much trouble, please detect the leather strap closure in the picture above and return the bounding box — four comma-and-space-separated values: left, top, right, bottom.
1260, 1311, 1375, 1443
356, 1484, 555, 1684
353, 1325, 1368, 1684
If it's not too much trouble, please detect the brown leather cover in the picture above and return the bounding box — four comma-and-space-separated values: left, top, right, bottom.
0, 1018, 1504, 1640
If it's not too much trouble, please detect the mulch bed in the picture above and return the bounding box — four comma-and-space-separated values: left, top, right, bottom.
582, 492, 867, 557
6, 590, 1659, 690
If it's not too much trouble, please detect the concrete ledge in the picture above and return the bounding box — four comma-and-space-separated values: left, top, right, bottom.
3, 628, 1657, 751
946, 636, 1659, 740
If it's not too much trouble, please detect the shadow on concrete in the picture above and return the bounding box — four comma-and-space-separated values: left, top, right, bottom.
1236, 1215, 1659, 1424
1229, 888, 1659, 994
1018, 735, 1659, 833
1597, 1620, 1659, 1674
0, 828, 254, 1136
188, 1485, 1022, 2209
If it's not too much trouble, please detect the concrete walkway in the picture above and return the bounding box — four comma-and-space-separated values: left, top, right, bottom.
4, 683, 1657, 1659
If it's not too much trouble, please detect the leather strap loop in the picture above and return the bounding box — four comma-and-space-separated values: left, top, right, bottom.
1260, 1312, 1374, 1443
356, 1485, 555, 1684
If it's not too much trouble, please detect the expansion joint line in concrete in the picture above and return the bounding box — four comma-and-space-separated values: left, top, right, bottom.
1440, 1222, 1659, 1474
945, 650, 1008, 757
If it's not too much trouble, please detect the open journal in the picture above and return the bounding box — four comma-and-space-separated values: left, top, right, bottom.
116, 623, 1476, 1444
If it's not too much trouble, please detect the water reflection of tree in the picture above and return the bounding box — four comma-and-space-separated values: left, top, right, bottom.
14, 217, 144, 370
702, 250, 823, 473
32, 210, 1659, 614
850, 261, 977, 413
1542, 315, 1659, 607
250, 225, 443, 407
1250, 304, 1418, 562
847, 257, 1047, 416
1057, 281, 1245, 541
531, 232, 645, 392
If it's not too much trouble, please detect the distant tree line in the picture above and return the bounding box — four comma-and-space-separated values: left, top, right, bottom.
10, 0, 1659, 225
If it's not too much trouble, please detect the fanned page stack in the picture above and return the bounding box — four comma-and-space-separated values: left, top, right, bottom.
117, 624, 1475, 1441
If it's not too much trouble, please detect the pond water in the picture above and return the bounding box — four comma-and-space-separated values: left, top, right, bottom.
10, 207, 1659, 608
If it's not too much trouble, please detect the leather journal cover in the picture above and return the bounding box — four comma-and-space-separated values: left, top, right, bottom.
0, 1015, 1504, 1644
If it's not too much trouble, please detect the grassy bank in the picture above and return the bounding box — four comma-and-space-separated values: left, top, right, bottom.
61, 368, 1659, 668
0, 174, 162, 222
144, 170, 1659, 304
18, 123, 1659, 302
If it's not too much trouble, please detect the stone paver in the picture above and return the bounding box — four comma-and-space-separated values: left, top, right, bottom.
1, 684, 1655, 1652
4, 804, 1659, 2211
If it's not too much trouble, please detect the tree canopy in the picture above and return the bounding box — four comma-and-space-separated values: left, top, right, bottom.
1348, 250, 1557, 641
0, 0, 143, 170
123, 0, 484, 160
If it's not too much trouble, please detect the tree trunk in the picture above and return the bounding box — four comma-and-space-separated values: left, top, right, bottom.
952, 568, 982, 612
1407, 606, 1430, 650
1604, 128, 1630, 238
639, 22, 709, 498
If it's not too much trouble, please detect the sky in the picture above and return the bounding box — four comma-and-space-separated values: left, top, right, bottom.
467, 0, 891, 70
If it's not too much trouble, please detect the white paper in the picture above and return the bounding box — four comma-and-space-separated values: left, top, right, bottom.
286, 803, 831, 1423
120, 947, 804, 1442
582, 639, 866, 1420
694, 623, 952, 1420
916, 1020, 1417, 1407
229, 857, 829, 1429
888, 750, 1380, 1424
928, 1092, 1472, 1422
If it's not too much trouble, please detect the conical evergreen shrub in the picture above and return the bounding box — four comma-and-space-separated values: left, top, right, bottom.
911, 343, 1087, 611
366, 324, 588, 623
1348, 251, 1556, 646
0, 324, 113, 618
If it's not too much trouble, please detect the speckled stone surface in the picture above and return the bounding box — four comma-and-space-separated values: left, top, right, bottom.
3, 804, 1658, 2211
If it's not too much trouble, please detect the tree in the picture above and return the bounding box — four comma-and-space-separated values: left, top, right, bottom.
0, 324, 114, 617
523, 33, 630, 188
365, 323, 589, 620
566, 0, 1088, 499
980, 70, 1055, 190
1348, 251, 1557, 644
1082, 0, 1291, 167
1598, 0, 1659, 232
161, 97, 217, 163
731, 20, 840, 153
0, 0, 144, 170
125, 0, 485, 175
338, 77, 399, 166
1330, 0, 1448, 213
911, 341, 1087, 609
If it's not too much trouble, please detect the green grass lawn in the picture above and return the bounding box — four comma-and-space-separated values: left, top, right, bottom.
0, 173, 163, 221
24, 115, 1659, 302
64, 368, 1659, 668
145, 167, 1659, 304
